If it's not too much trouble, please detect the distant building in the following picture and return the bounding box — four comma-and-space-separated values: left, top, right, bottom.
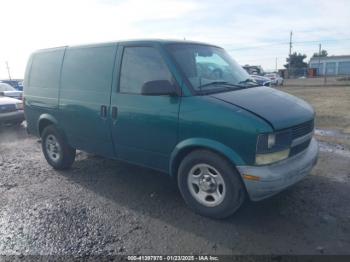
309, 55, 350, 76
278, 69, 287, 78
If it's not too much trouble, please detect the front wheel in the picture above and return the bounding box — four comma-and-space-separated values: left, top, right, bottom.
41, 125, 76, 170
177, 150, 246, 219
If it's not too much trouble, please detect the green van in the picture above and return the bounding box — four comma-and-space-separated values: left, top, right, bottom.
24, 40, 318, 218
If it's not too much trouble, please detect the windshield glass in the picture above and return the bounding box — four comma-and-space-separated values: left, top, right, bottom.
0, 83, 16, 91
166, 44, 253, 94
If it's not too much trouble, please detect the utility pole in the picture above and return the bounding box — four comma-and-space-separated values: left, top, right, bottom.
5, 61, 12, 80
288, 31, 293, 78
275, 57, 278, 72
318, 43, 321, 76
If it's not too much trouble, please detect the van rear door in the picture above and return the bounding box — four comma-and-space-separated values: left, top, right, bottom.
110, 44, 180, 172
59, 44, 117, 157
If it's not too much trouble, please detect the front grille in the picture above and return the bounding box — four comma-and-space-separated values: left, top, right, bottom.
290, 139, 311, 157
291, 120, 314, 139
287, 120, 314, 157
0, 104, 16, 113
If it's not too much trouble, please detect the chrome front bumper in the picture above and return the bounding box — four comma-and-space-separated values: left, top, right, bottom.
0, 110, 25, 123
237, 138, 319, 201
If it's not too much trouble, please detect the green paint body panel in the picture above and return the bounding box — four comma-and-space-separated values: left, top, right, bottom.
24, 39, 314, 176
177, 96, 272, 167
59, 43, 117, 157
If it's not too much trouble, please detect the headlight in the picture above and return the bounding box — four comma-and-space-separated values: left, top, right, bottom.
256, 130, 292, 165
256, 149, 290, 165
15, 102, 23, 110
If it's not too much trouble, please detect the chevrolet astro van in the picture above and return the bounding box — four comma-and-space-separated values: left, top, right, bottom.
24, 40, 318, 218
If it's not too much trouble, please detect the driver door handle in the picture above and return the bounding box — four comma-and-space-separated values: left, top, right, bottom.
100, 105, 107, 118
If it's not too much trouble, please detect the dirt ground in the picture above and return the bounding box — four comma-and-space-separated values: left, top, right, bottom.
0, 85, 350, 255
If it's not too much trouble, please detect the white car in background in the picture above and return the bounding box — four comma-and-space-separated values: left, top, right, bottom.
0, 82, 23, 100
250, 74, 271, 87
265, 73, 284, 86
0, 95, 25, 125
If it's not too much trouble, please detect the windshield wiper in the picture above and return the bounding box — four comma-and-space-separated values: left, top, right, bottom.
238, 78, 259, 86
197, 80, 259, 95
198, 81, 244, 89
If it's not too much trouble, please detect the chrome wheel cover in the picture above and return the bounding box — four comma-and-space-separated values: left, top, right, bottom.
45, 134, 61, 163
187, 163, 226, 207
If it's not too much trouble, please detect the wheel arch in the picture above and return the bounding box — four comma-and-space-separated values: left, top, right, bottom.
169, 138, 245, 178
37, 114, 58, 136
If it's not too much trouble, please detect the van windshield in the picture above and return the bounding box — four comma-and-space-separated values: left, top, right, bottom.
166, 43, 256, 94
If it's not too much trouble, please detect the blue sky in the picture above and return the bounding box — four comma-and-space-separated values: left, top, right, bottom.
0, 0, 349, 78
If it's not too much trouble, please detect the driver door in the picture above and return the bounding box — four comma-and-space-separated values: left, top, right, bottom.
110, 44, 181, 172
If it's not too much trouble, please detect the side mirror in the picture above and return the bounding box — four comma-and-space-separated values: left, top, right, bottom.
141, 80, 177, 96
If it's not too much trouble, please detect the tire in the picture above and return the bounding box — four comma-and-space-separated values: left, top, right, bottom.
177, 149, 246, 219
41, 125, 76, 170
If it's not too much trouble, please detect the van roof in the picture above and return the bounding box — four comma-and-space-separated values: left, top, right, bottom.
33, 39, 221, 53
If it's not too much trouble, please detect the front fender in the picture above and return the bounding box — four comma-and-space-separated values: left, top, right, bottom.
169, 138, 245, 177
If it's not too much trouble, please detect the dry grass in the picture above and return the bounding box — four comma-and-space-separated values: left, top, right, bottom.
281, 85, 350, 134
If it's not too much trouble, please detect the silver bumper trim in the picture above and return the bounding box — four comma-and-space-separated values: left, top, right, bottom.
0, 110, 25, 123
291, 131, 313, 147
237, 138, 319, 201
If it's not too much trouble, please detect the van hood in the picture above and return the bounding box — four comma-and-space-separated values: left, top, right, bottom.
210, 87, 314, 130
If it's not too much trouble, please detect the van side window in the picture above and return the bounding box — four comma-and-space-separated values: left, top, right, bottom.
61, 45, 116, 93
119, 47, 172, 94
29, 50, 65, 89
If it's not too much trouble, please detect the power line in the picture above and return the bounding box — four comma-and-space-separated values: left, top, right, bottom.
226, 38, 350, 51
294, 38, 350, 44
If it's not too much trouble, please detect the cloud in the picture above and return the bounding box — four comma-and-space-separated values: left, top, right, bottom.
0, 0, 349, 77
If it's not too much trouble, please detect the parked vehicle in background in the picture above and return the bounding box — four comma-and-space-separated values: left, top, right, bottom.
0, 95, 24, 125
0, 79, 24, 91
265, 73, 284, 86
0, 83, 23, 100
24, 40, 318, 218
250, 74, 271, 86
243, 65, 264, 75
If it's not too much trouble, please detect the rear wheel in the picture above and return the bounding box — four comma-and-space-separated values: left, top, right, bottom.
177, 150, 246, 219
41, 125, 76, 170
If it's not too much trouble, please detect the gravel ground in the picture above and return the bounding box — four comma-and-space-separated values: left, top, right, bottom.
0, 125, 350, 255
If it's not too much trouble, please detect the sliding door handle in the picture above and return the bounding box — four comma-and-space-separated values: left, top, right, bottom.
111, 106, 118, 119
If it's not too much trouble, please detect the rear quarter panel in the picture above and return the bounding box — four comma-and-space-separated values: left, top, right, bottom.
24, 48, 65, 136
